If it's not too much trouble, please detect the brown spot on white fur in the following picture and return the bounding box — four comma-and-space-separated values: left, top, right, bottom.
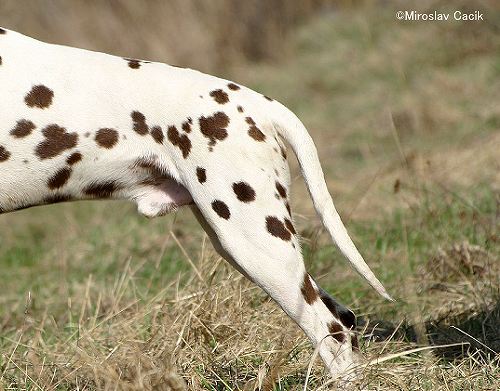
167, 125, 191, 158
265, 216, 291, 241
24, 85, 54, 108
11, 119, 36, 138
66, 152, 82, 165
199, 112, 229, 148
150, 126, 164, 144
246, 117, 265, 141
47, 167, 72, 189
212, 200, 230, 219
35, 124, 78, 160
232, 182, 256, 202
209, 89, 229, 104
196, 167, 207, 183
95, 128, 119, 148
131, 111, 149, 135
275, 181, 287, 198
301, 274, 318, 305
83, 181, 121, 198
0, 145, 11, 162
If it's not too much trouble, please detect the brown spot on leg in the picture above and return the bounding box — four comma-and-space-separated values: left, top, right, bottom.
199, 112, 229, 148
232, 182, 256, 202
246, 117, 266, 141
35, 125, 78, 160
24, 85, 54, 109
317, 285, 357, 330
10, 119, 35, 138
285, 201, 291, 216
301, 274, 318, 305
66, 152, 82, 165
227, 83, 240, 91
212, 200, 230, 220
209, 89, 229, 104
47, 167, 72, 189
328, 321, 346, 343
275, 181, 287, 198
284, 218, 296, 234
150, 126, 164, 144
265, 216, 291, 241
95, 128, 119, 149
182, 120, 192, 133
237, 105, 244, 113
167, 126, 191, 158
131, 111, 149, 135
196, 167, 206, 183
0, 146, 11, 162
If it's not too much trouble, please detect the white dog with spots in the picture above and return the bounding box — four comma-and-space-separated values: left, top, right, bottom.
0, 27, 392, 380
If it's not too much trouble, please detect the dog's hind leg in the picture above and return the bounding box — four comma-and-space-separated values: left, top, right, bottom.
190, 205, 251, 280
189, 199, 360, 379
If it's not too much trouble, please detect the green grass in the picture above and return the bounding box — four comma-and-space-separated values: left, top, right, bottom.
301, 182, 497, 295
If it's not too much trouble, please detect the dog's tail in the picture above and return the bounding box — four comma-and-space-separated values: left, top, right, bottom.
270, 101, 393, 301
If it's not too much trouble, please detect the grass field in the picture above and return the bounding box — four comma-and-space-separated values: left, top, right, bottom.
1, 1, 499, 390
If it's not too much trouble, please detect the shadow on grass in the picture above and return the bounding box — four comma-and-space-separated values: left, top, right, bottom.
360, 300, 500, 361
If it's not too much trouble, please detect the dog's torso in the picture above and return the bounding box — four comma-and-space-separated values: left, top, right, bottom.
0, 27, 287, 218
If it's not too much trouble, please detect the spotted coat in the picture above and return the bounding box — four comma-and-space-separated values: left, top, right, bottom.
0, 27, 391, 380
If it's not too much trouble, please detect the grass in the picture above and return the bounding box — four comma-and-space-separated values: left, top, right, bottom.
1, 1, 499, 389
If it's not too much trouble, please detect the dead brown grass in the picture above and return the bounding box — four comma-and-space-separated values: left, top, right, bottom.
1, 242, 498, 390
0, 0, 327, 73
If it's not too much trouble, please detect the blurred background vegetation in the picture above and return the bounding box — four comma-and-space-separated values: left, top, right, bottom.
0, 0, 499, 389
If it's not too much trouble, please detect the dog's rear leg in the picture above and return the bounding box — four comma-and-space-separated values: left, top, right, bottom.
190, 204, 359, 379
191, 205, 251, 280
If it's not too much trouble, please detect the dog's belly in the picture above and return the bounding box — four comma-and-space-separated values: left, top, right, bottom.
136, 177, 193, 218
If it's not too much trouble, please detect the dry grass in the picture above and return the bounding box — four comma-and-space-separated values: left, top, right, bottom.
1, 234, 498, 390
1, 0, 500, 390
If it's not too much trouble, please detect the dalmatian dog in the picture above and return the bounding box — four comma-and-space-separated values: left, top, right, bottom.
0, 27, 392, 380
